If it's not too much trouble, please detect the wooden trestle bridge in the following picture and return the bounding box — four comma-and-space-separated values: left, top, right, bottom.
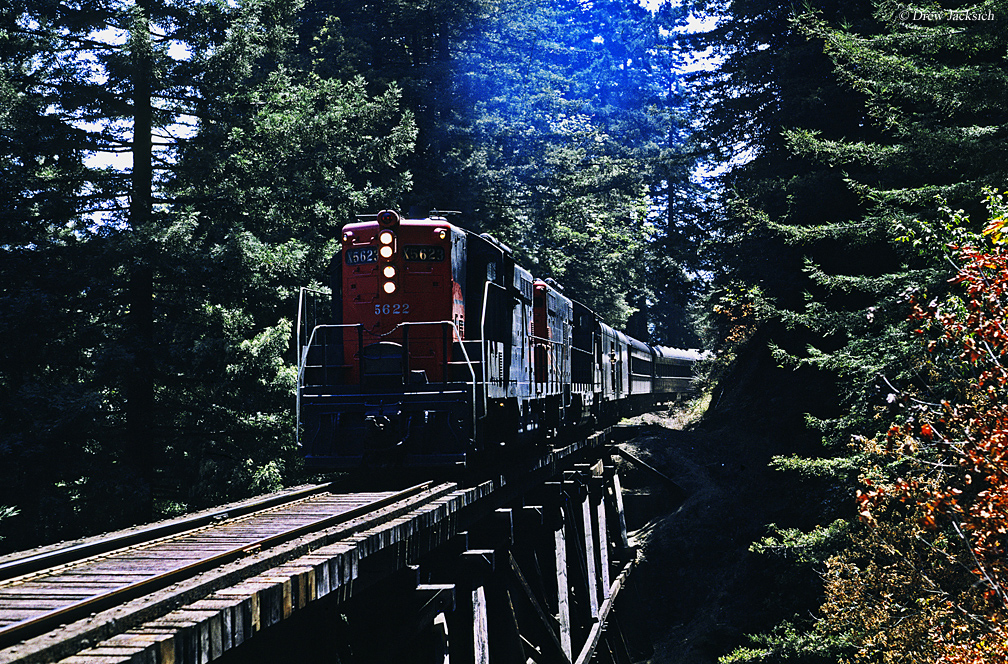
0, 429, 657, 664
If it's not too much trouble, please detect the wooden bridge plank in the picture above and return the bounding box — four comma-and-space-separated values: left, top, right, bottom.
593, 479, 611, 599
610, 471, 630, 551
473, 585, 489, 664
508, 553, 570, 664
580, 487, 599, 619
555, 505, 573, 661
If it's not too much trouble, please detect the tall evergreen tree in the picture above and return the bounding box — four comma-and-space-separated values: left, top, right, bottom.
96, 0, 420, 508
161, 66, 416, 506
694, 0, 1008, 440
301, 0, 483, 210
0, 0, 418, 547
443, 0, 699, 331
695, 0, 1008, 659
0, 0, 241, 525
305, 0, 701, 336
0, 0, 118, 547
781, 1, 1008, 446
648, 0, 709, 345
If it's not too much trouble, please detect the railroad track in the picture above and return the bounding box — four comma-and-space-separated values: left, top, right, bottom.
0, 481, 435, 652
0, 431, 615, 664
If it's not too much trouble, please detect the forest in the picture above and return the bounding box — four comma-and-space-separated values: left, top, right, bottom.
3, 0, 1008, 661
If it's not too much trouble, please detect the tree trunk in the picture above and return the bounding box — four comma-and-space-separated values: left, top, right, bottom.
127, 0, 155, 521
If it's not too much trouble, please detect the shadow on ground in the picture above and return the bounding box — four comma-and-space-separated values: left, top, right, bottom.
613, 412, 825, 664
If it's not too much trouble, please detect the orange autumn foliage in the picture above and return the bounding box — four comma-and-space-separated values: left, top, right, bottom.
847, 197, 1008, 662
908, 241, 1008, 609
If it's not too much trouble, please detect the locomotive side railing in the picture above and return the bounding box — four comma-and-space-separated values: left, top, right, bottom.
530, 333, 569, 397
481, 280, 579, 400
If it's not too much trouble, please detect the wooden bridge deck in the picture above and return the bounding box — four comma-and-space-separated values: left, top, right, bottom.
0, 429, 642, 664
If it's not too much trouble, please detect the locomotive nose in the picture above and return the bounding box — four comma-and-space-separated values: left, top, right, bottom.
365, 411, 403, 451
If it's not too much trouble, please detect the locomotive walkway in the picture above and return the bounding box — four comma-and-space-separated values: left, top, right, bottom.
0, 429, 644, 664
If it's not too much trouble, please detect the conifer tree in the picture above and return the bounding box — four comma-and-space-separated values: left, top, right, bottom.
700, 0, 1008, 660
446, 0, 698, 330
0, 0, 243, 523
306, 0, 701, 335
154, 0, 417, 507
0, 0, 418, 545
0, 0, 116, 547
782, 2, 1008, 447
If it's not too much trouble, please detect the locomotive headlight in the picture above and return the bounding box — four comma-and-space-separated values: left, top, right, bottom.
438, 229, 447, 240
379, 230, 394, 245
383, 281, 397, 294
383, 265, 396, 278
379, 245, 393, 259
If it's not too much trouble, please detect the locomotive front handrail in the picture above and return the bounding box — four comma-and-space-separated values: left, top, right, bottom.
297, 287, 330, 367
297, 320, 478, 449
297, 322, 363, 447
297, 323, 364, 385
298, 321, 477, 388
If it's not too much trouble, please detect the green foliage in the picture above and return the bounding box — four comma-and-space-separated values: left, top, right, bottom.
769, 454, 865, 481
0, 4, 140, 537
436, 0, 660, 327
0, 0, 703, 551
695, 0, 1008, 660
816, 509, 995, 663
156, 48, 416, 510
751, 520, 851, 565
0, 0, 419, 548
719, 621, 852, 663
699, 0, 1008, 447
304, 0, 702, 336
0, 506, 17, 543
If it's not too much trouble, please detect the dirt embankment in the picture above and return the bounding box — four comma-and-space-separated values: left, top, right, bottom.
614, 403, 827, 663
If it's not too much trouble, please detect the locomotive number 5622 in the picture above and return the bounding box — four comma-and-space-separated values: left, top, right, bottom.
375, 303, 410, 315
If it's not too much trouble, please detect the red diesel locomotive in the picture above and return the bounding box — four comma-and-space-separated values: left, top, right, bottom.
296, 210, 700, 470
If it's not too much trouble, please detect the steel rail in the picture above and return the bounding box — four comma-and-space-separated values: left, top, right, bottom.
0, 483, 335, 583
0, 482, 433, 650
